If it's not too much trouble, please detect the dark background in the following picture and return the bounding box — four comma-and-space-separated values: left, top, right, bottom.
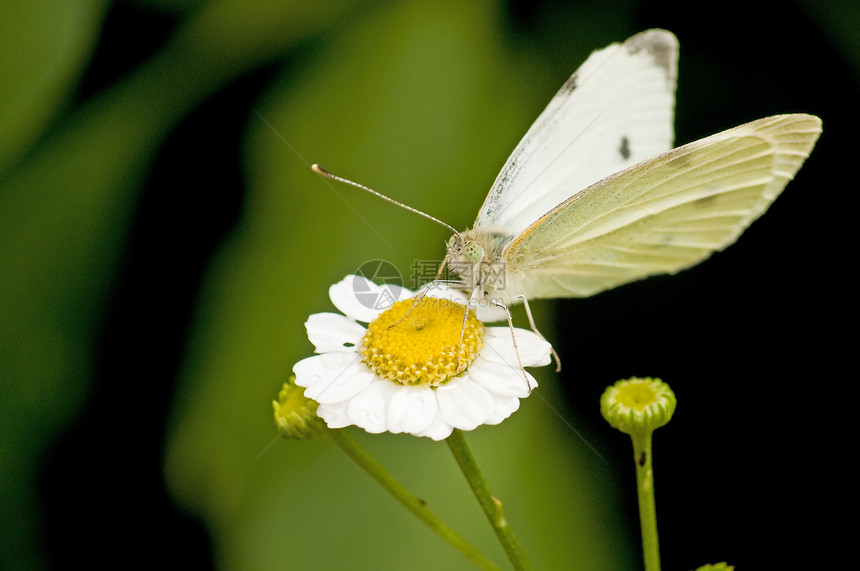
4, 0, 854, 568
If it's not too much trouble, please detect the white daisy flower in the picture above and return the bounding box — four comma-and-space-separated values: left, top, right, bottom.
293, 275, 553, 440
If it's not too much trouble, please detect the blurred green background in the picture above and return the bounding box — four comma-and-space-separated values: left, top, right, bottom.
1, 0, 856, 569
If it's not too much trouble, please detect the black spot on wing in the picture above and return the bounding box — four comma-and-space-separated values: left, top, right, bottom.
559, 73, 577, 95
619, 136, 631, 160
624, 30, 678, 81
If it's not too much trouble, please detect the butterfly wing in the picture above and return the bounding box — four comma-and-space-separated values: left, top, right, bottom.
503, 114, 822, 299
474, 29, 678, 237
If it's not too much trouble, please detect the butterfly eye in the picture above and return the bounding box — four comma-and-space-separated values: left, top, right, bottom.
462, 242, 483, 263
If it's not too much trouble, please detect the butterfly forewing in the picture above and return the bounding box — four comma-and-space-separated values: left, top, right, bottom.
474, 29, 678, 237
502, 114, 822, 299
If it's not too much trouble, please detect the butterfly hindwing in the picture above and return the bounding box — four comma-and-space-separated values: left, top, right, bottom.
502, 114, 822, 299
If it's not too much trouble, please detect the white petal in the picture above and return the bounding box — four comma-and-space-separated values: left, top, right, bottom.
294, 352, 374, 404
423, 284, 508, 323
468, 357, 537, 398
473, 302, 509, 323
347, 379, 399, 434
316, 400, 351, 428
386, 385, 438, 434
292, 351, 353, 387
424, 284, 469, 304
305, 313, 365, 353
483, 394, 521, 425
483, 327, 552, 368
414, 410, 454, 441
436, 377, 494, 431
329, 275, 411, 323
292, 354, 327, 387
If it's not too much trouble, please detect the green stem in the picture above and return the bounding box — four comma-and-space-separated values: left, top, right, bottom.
446, 429, 533, 571
328, 429, 500, 571
631, 432, 661, 571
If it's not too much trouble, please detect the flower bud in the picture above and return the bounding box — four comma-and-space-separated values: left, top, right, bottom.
273, 377, 328, 439
600, 377, 676, 435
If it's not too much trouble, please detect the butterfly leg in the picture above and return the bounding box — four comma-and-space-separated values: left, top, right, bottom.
389, 258, 465, 330
487, 297, 534, 393
387, 278, 463, 330
520, 296, 561, 372
454, 285, 482, 372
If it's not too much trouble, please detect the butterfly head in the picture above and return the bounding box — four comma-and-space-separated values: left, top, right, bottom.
444, 232, 485, 293
446, 233, 484, 265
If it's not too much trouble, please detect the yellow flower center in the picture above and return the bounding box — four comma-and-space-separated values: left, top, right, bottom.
615, 380, 659, 411
360, 297, 484, 387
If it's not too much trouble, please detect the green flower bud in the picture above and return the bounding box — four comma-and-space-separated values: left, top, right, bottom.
693, 563, 734, 571
273, 376, 327, 440
600, 377, 676, 435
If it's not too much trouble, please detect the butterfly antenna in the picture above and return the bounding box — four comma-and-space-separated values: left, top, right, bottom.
312, 164, 459, 235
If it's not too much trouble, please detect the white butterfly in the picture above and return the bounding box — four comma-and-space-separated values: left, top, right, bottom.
314, 29, 821, 362
440, 29, 820, 309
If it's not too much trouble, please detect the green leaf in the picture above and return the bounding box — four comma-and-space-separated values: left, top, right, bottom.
0, 0, 360, 567
0, 0, 107, 174
693, 563, 735, 571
